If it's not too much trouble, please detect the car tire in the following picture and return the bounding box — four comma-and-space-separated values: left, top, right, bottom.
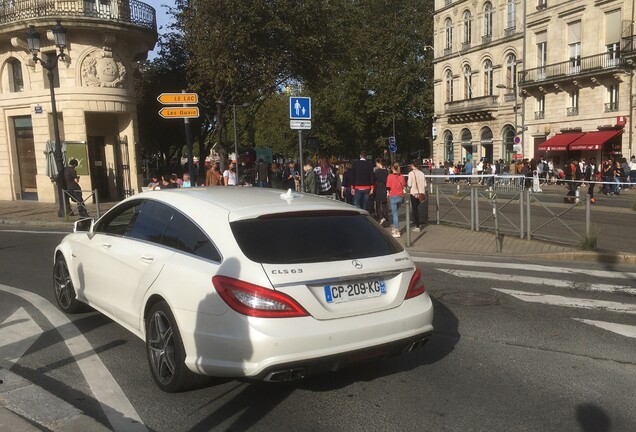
146, 301, 203, 392
53, 255, 84, 314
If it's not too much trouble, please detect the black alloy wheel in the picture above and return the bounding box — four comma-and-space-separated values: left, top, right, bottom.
53, 256, 83, 313
146, 301, 202, 392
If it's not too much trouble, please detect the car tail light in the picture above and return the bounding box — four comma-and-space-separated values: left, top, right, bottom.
212, 276, 309, 318
405, 268, 426, 299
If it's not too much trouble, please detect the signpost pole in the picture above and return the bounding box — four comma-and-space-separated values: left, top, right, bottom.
298, 130, 304, 192
183, 90, 194, 181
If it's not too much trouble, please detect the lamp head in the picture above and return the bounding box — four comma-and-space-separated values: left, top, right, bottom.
25, 25, 41, 55
51, 20, 67, 50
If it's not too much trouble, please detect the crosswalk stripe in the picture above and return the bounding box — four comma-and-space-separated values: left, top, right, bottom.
493, 288, 636, 315
413, 257, 636, 279
438, 269, 636, 296
573, 319, 636, 339
0, 308, 42, 365
0, 284, 147, 432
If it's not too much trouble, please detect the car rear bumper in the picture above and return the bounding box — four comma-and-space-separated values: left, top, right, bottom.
173, 293, 434, 378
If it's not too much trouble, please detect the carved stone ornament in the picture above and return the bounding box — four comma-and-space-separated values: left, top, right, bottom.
81, 51, 127, 88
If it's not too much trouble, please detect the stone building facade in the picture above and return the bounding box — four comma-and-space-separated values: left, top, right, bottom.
432, 0, 634, 167
0, 0, 156, 202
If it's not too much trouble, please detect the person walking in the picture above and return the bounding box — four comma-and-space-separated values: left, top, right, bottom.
585, 157, 597, 203
340, 161, 354, 204
373, 158, 389, 226
314, 156, 336, 197
303, 161, 318, 194
269, 162, 283, 189
282, 161, 300, 191
256, 158, 269, 187
205, 164, 223, 186
386, 162, 405, 238
407, 159, 427, 232
223, 161, 238, 186
63, 159, 88, 217
351, 151, 374, 210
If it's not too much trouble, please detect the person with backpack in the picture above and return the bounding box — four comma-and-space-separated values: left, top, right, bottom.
314, 156, 336, 197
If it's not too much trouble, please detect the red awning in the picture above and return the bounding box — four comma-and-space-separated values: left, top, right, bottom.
569, 130, 623, 151
536, 133, 586, 152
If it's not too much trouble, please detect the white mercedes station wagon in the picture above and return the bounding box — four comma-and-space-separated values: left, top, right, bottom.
53, 187, 434, 392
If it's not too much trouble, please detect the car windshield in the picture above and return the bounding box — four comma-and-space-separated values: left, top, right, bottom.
230, 211, 403, 264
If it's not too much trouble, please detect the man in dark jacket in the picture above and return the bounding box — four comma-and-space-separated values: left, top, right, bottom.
351, 151, 375, 210
63, 159, 89, 217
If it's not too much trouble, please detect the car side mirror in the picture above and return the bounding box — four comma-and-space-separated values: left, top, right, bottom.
74, 218, 94, 233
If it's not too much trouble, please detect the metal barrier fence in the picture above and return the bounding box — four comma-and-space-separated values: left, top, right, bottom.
63, 189, 101, 219
426, 182, 599, 250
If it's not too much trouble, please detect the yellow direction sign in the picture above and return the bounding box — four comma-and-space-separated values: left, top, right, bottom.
158, 107, 200, 119
157, 92, 199, 105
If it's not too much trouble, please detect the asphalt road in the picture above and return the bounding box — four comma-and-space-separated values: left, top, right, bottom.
0, 229, 635, 432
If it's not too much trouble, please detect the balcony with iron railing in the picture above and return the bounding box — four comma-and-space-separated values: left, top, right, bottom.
519, 51, 626, 86
534, 111, 545, 120
567, 107, 578, 116
605, 102, 618, 112
0, 0, 156, 32
504, 26, 516, 37
445, 95, 499, 114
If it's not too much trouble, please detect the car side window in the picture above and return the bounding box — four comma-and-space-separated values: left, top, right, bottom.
94, 201, 141, 236
162, 210, 221, 262
127, 200, 173, 245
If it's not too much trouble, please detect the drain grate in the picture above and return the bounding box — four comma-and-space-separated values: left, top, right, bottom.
440, 291, 499, 306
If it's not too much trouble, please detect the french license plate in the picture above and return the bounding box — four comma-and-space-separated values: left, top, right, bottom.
324, 280, 386, 304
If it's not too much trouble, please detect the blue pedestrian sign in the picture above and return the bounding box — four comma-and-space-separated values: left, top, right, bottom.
389, 143, 397, 153
290, 97, 311, 120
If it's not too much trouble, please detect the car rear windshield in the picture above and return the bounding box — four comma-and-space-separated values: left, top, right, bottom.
230, 211, 403, 264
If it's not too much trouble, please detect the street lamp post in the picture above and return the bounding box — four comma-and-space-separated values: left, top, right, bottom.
26, 21, 67, 216
216, 101, 250, 184
497, 83, 520, 160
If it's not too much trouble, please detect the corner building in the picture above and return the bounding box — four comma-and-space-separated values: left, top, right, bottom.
0, 1, 157, 202
432, 0, 635, 167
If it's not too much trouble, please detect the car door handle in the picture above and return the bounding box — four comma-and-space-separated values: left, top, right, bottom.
139, 256, 154, 264
101, 243, 112, 250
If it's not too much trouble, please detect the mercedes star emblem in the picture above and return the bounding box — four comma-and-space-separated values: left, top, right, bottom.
352, 260, 363, 269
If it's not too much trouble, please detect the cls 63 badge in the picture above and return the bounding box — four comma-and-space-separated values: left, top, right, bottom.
271, 269, 303, 275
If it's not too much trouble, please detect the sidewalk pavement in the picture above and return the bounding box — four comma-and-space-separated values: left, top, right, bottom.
0, 197, 634, 431
1, 198, 634, 265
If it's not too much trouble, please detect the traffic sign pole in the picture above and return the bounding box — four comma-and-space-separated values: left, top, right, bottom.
183, 89, 195, 181
298, 130, 304, 192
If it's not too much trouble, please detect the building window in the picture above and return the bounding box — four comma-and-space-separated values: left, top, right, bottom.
464, 64, 472, 99
606, 43, 620, 68
605, 10, 621, 68
463, 10, 472, 49
537, 38, 547, 80
8, 59, 24, 93
506, 0, 516, 34
503, 125, 515, 161
506, 54, 517, 90
445, 18, 453, 53
461, 128, 473, 160
568, 21, 581, 75
444, 131, 454, 162
483, 2, 493, 42
446, 69, 454, 102
535, 95, 545, 119
537, 0, 547, 10
567, 90, 579, 116
483, 60, 493, 96
606, 85, 619, 112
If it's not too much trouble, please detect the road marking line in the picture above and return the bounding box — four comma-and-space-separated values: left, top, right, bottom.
0, 308, 42, 365
413, 257, 636, 279
573, 319, 636, 339
0, 229, 69, 235
493, 288, 636, 315
0, 284, 147, 432
437, 269, 636, 296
